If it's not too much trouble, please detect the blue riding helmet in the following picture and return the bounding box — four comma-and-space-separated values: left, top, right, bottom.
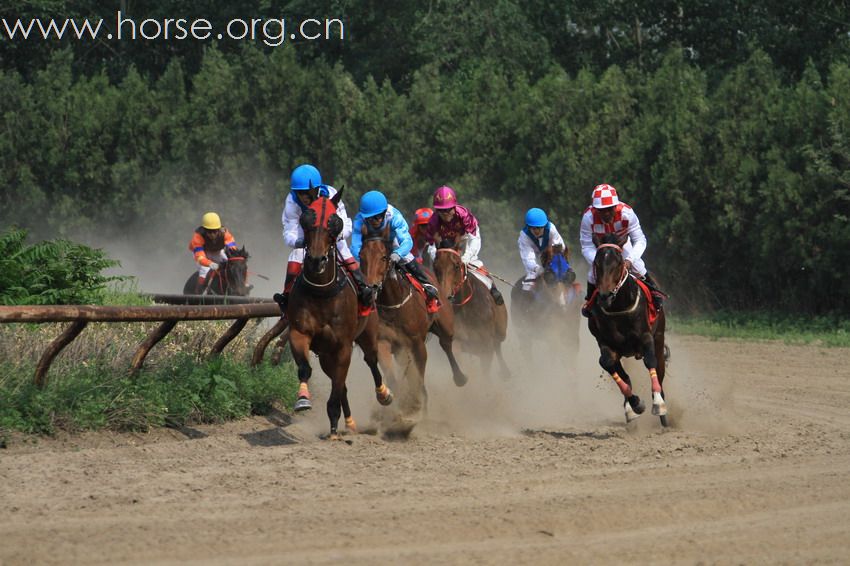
360, 190, 389, 218
291, 164, 322, 191
525, 207, 548, 228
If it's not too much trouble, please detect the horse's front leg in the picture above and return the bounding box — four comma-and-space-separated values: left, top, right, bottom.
598, 344, 644, 422
640, 333, 666, 417
430, 319, 468, 386
289, 329, 313, 412
319, 347, 352, 439
355, 314, 393, 406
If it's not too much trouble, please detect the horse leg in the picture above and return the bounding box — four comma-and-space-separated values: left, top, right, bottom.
408, 338, 429, 416
319, 349, 351, 439
640, 332, 667, 418
599, 345, 644, 422
355, 317, 393, 406
289, 330, 313, 412
494, 340, 512, 380
377, 339, 399, 392
435, 325, 468, 387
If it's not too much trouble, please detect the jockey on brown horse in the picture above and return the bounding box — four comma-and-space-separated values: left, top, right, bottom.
351, 191, 441, 314
185, 212, 252, 295
579, 184, 665, 317
274, 191, 393, 439
276, 164, 374, 318
424, 185, 505, 305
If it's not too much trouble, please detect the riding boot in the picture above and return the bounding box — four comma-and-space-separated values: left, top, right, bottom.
272, 263, 301, 316
403, 260, 441, 313
343, 260, 375, 308
490, 283, 505, 306
581, 282, 597, 318
642, 273, 665, 311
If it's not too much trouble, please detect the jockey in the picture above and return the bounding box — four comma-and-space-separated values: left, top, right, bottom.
518, 207, 574, 292
579, 184, 664, 316
277, 163, 373, 314
351, 191, 441, 314
189, 212, 237, 293
409, 207, 435, 263
425, 185, 504, 305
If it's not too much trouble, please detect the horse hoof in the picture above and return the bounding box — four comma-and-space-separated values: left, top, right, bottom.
345, 416, 357, 433
376, 386, 393, 406
624, 403, 642, 422
664, 345, 671, 362
294, 396, 312, 412
628, 395, 645, 414
328, 431, 343, 441
651, 392, 667, 416
453, 372, 469, 387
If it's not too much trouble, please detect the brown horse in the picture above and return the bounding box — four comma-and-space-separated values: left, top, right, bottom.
359, 225, 468, 430
433, 243, 510, 379
286, 192, 393, 438
588, 232, 668, 426
510, 244, 582, 359
182, 246, 253, 296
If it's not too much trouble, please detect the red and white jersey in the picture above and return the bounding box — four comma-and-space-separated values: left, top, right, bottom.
579, 203, 647, 267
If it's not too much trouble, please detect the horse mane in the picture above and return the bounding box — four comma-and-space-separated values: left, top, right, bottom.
594, 232, 627, 248
226, 245, 249, 259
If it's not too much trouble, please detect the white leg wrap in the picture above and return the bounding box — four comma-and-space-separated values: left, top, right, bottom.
651, 391, 667, 416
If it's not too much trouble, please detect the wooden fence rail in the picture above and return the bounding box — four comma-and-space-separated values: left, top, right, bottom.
0, 302, 288, 388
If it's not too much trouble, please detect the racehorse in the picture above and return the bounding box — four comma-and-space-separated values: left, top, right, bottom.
284, 192, 393, 438
182, 245, 252, 296
359, 225, 468, 431
510, 244, 582, 359
587, 232, 668, 426
433, 242, 510, 379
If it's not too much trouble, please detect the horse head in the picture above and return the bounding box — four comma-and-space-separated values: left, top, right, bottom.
300, 190, 344, 280
359, 222, 393, 293
433, 239, 465, 301
592, 232, 629, 309
224, 245, 252, 295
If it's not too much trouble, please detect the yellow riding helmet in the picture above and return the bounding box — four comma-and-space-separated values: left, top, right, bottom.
202, 212, 222, 230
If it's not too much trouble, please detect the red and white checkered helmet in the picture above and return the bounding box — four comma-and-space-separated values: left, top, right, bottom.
592, 184, 620, 209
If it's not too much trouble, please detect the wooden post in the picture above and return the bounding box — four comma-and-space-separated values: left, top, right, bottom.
35, 320, 88, 388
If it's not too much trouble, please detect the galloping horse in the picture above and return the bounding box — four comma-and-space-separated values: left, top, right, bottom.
183, 246, 252, 296
588, 233, 668, 426
510, 244, 582, 358
285, 192, 393, 438
433, 242, 510, 379
359, 225, 468, 428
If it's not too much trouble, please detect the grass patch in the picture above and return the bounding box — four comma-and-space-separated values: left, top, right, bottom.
0, 320, 297, 435
670, 311, 850, 348
0, 355, 297, 435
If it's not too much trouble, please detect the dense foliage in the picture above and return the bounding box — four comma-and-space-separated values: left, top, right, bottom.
1, 2, 849, 314
0, 227, 124, 304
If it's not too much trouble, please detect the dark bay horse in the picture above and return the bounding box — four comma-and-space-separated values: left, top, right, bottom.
286, 192, 393, 438
588, 233, 668, 426
433, 243, 510, 379
359, 225, 468, 431
183, 246, 253, 296
510, 244, 582, 358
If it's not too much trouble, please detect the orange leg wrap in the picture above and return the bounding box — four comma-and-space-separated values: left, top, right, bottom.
649, 368, 662, 393
298, 382, 311, 400
612, 372, 632, 397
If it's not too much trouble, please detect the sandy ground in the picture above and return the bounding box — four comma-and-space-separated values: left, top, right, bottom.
2, 328, 850, 565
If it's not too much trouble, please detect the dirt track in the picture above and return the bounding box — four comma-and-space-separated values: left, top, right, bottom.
2, 332, 850, 565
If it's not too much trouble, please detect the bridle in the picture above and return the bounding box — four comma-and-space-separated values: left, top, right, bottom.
363, 235, 414, 310
594, 243, 641, 316
435, 248, 473, 306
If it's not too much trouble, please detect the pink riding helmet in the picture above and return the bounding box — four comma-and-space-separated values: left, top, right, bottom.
433, 185, 458, 210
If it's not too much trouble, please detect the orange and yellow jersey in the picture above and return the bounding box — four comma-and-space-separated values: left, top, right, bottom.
189, 227, 236, 266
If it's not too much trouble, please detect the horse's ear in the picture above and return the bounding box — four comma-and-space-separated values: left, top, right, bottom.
331, 186, 343, 206
361, 222, 368, 237
617, 233, 628, 248
553, 243, 564, 254
592, 234, 601, 248
381, 222, 391, 240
